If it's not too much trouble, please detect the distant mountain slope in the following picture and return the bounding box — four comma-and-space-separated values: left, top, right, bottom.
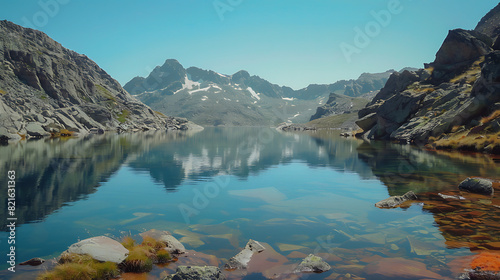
125, 60, 395, 126
308, 69, 404, 121
354, 3, 500, 154
0, 21, 190, 142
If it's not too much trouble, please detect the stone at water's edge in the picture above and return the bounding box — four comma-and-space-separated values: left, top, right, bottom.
164, 266, 225, 280
375, 191, 417, 208
294, 254, 331, 273
224, 239, 265, 270
140, 229, 186, 255
63, 236, 129, 263
458, 178, 494, 195
19, 258, 45, 266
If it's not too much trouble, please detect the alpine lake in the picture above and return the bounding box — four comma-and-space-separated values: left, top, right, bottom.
1, 127, 500, 280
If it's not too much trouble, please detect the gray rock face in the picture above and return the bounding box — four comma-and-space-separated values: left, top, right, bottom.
224, 239, 265, 270
0, 20, 196, 141
434, 29, 492, 66
294, 254, 331, 273
375, 191, 417, 208
458, 178, 494, 195
475, 3, 500, 39
26, 122, 50, 137
165, 266, 225, 280
354, 4, 500, 146
431, 29, 492, 83
355, 112, 377, 131
367, 70, 422, 109
140, 229, 186, 255
63, 236, 129, 264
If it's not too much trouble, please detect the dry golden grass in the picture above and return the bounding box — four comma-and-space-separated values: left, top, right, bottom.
119, 245, 154, 272
481, 110, 500, 125
433, 133, 500, 153
38, 253, 119, 280
119, 235, 172, 272
449, 56, 484, 84
121, 236, 136, 250
141, 236, 165, 251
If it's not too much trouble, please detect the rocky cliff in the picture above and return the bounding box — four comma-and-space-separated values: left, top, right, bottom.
0, 21, 193, 142
355, 3, 500, 154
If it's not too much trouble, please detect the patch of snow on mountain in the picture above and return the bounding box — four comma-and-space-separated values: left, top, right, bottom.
282, 97, 295, 101
174, 75, 201, 94
201, 96, 208, 101
189, 86, 210, 94
247, 87, 261, 100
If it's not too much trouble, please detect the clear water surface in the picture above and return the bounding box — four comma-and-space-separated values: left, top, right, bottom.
0, 127, 499, 279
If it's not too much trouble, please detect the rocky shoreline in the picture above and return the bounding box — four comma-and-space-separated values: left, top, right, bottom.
30, 231, 331, 280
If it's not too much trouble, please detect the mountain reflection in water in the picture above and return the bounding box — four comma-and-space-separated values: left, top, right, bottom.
0, 128, 499, 279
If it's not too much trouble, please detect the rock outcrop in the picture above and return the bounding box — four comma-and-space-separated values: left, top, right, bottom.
224, 239, 265, 270
0, 21, 195, 142
165, 266, 226, 280
294, 254, 331, 273
354, 3, 500, 153
458, 177, 494, 195
375, 191, 418, 208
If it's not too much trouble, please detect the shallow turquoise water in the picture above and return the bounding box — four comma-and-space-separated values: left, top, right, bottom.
0, 127, 499, 279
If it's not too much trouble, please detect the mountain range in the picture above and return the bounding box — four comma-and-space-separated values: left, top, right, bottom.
125, 60, 395, 126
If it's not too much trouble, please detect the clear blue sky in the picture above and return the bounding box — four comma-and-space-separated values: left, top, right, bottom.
1, 0, 498, 89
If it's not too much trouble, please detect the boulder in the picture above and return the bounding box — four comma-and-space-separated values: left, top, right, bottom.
63, 236, 129, 264
19, 257, 45, 266
458, 270, 500, 280
434, 29, 492, 66
431, 29, 493, 83
458, 178, 494, 195
140, 229, 186, 255
224, 239, 265, 270
294, 254, 331, 273
375, 191, 417, 208
25, 122, 50, 137
165, 266, 225, 280
355, 112, 377, 131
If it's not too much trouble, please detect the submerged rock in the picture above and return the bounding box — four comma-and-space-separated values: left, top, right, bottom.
224, 239, 265, 270
19, 257, 45, 266
458, 270, 500, 280
63, 236, 129, 264
459, 178, 494, 195
294, 254, 331, 273
140, 229, 186, 255
165, 266, 225, 280
375, 191, 418, 208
